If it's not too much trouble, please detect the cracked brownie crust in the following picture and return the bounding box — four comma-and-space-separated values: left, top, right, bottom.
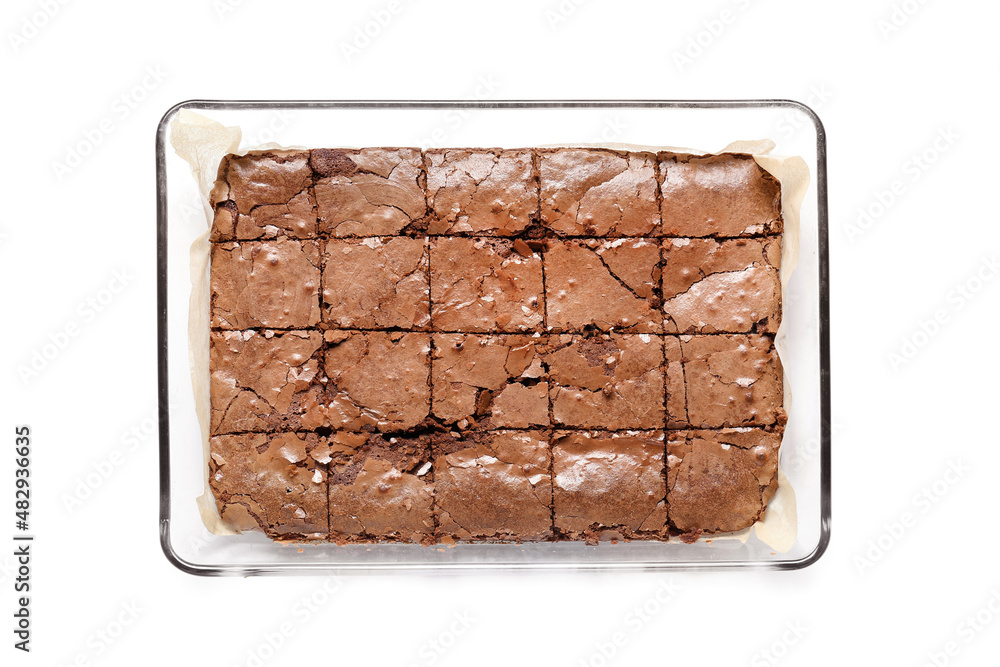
546, 333, 665, 429
667, 428, 781, 537
210, 150, 317, 241
426, 149, 537, 235
210, 432, 329, 539
322, 237, 430, 330
553, 430, 667, 541
431, 334, 549, 428
659, 153, 782, 237
321, 331, 431, 432
312, 148, 426, 237
433, 430, 552, 541
207, 147, 786, 544
540, 148, 660, 236
211, 239, 321, 329
430, 237, 545, 332
679, 334, 785, 428
662, 237, 781, 334
210, 329, 325, 435
545, 239, 662, 333
327, 432, 434, 544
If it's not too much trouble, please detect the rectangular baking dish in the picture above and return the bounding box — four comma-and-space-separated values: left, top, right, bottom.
156, 100, 830, 574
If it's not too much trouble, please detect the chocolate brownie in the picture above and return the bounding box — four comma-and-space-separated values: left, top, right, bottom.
321, 331, 431, 432
210, 432, 329, 539
431, 334, 549, 428
545, 333, 664, 429
430, 237, 544, 332
677, 334, 785, 428
210, 330, 325, 434
540, 148, 660, 236
662, 237, 781, 334
659, 153, 781, 237
323, 237, 430, 330
312, 148, 426, 237
327, 432, 434, 544
552, 430, 667, 541
545, 239, 661, 333
211, 239, 321, 329
433, 430, 552, 541
205, 145, 788, 545
209, 150, 317, 241
425, 149, 537, 235
666, 428, 781, 537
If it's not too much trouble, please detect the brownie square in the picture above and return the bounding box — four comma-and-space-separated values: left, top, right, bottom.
323, 237, 430, 330
433, 430, 552, 541
539, 149, 660, 236
659, 153, 781, 237
312, 148, 426, 237
425, 149, 537, 235
679, 334, 785, 427
210, 330, 325, 435
662, 237, 781, 334
552, 430, 667, 540
545, 333, 664, 429
210, 432, 329, 539
322, 331, 431, 432
327, 432, 434, 543
211, 239, 321, 329
209, 150, 317, 241
666, 428, 781, 536
430, 238, 544, 332
431, 334, 549, 428
545, 239, 661, 333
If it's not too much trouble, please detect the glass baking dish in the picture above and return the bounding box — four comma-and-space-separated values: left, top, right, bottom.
156, 100, 830, 574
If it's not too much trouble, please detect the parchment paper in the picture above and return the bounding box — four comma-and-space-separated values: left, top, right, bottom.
171, 111, 808, 552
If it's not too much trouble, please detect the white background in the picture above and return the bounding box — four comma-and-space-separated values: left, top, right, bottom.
1, 1, 998, 665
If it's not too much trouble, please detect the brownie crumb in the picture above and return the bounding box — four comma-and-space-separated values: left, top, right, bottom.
310, 148, 358, 177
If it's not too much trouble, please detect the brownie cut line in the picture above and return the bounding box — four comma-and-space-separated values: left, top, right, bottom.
207, 146, 786, 543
